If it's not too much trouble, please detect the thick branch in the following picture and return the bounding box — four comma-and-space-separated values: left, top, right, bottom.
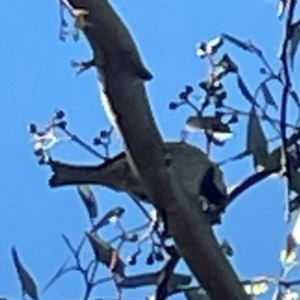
64, 1, 249, 299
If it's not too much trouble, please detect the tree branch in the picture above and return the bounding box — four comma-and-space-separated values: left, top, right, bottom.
279, 0, 297, 180
62, 1, 250, 299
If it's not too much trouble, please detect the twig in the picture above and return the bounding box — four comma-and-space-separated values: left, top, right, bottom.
60, 126, 107, 160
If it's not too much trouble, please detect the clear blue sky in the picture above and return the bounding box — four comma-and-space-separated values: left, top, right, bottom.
1, 0, 297, 299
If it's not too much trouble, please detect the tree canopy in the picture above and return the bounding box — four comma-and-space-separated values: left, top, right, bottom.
3, 1, 300, 300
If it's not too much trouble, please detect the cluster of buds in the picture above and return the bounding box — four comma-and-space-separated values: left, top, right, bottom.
198, 53, 237, 108
169, 36, 240, 146
169, 85, 194, 110
28, 110, 66, 164
93, 127, 113, 147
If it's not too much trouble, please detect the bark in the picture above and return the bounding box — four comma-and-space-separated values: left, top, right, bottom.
60, 1, 250, 299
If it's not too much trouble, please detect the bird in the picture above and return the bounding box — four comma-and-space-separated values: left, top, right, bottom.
49, 141, 227, 217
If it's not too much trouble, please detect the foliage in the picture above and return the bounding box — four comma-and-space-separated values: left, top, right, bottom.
5, 0, 300, 300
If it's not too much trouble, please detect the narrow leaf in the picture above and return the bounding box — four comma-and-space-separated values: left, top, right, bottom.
166, 274, 192, 295
289, 195, 300, 213
206, 36, 223, 55
186, 115, 217, 131
263, 147, 281, 172
222, 33, 251, 51
182, 287, 211, 300
247, 107, 269, 169
260, 82, 278, 110
186, 115, 230, 133
218, 150, 250, 166
86, 232, 125, 276
61, 234, 76, 254
77, 185, 98, 219
93, 207, 125, 231
290, 90, 300, 108
289, 21, 300, 69
12, 247, 39, 300
42, 258, 69, 293
278, 0, 286, 18
243, 280, 269, 296
236, 75, 256, 105
290, 171, 300, 195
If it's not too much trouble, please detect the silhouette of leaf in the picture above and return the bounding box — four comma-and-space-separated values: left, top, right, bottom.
86, 232, 125, 276
262, 147, 281, 172
290, 21, 300, 69
77, 185, 98, 219
222, 33, 251, 51
186, 115, 232, 144
260, 82, 278, 110
42, 258, 69, 293
220, 240, 234, 257
116, 271, 190, 293
182, 287, 211, 300
278, 0, 286, 18
186, 115, 217, 131
236, 75, 256, 105
12, 247, 38, 300
218, 150, 250, 166
93, 207, 125, 231
290, 90, 300, 108
186, 115, 230, 132
242, 280, 269, 296
289, 194, 300, 213
247, 107, 268, 169
164, 274, 192, 295
196, 36, 223, 57
206, 36, 223, 55
290, 171, 300, 195
284, 233, 298, 262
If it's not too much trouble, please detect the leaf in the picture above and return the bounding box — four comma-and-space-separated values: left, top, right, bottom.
11, 247, 39, 300
42, 258, 69, 293
290, 171, 300, 195
86, 232, 125, 276
221, 33, 251, 51
218, 150, 250, 166
93, 207, 125, 231
291, 209, 300, 245
278, 0, 286, 18
289, 21, 300, 69
186, 115, 232, 145
206, 36, 223, 55
242, 280, 269, 296
186, 115, 230, 132
220, 240, 234, 257
289, 195, 300, 213
77, 185, 98, 219
182, 287, 211, 300
263, 147, 281, 172
247, 107, 269, 169
61, 234, 76, 254
280, 248, 297, 265
196, 36, 223, 58
236, 75, 256, 105
290, 90, 300, 108
219, 54, 238, 74
200, 166, 227, 206
166, 274, 192, 295
260, 82, 278, 110
116, 272, 190, 294
285, 233, 298, 261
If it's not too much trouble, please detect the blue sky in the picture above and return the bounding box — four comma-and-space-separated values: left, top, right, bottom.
0, 0, 297, 299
